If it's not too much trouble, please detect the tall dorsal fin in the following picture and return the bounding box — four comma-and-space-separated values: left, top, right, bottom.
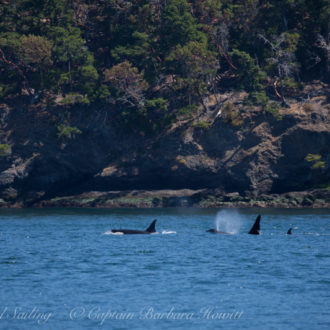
287, 228, 292, 235
248, 215, 261, 235
146, 219, 157, 233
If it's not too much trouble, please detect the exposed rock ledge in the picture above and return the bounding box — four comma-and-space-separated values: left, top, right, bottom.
0, 82, 329, 208
22, 189, 329, 209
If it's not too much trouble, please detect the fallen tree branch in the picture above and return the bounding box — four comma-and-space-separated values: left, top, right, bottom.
215, 43, 237, 70
273, 79, 282, 99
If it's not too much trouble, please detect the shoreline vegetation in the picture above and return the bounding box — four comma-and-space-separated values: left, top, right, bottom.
0, 1, 329, 208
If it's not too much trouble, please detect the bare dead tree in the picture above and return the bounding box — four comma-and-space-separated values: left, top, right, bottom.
104, 61, 148, 107
258, 33, 299, 106
316, 33, 330, 77
212, 23, 237, 70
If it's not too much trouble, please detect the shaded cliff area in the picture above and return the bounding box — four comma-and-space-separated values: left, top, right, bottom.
1, 0, 329, 207
0, 82, 329, 208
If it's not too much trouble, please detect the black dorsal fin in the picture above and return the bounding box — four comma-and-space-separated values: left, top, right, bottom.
248, 215, 261, 235
146, 219, 157, 233
287, 228, 292, 235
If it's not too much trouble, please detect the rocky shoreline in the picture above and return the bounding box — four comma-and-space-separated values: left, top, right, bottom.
0, 83, 329, 207
1, 188, 328, 209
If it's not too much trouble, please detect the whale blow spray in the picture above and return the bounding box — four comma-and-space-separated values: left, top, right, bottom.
215, 210, 243, 234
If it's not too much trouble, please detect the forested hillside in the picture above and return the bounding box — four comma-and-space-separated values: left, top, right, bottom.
1, 1, 329, 126
0, 0, 329, 207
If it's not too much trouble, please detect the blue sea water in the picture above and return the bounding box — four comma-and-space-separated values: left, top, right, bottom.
0, 208, 329, 330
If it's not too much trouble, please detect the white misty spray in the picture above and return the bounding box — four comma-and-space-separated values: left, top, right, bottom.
215, 210, 243, 234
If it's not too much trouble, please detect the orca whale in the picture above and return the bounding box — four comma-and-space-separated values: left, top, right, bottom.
207, 215, 261, 235
248, 215, 261, 235
206, 229, 231, 234
287, 228, 292, 235
111, 219, 157, 235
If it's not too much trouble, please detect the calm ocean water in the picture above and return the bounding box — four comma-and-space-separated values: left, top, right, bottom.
0, 208, 329, 330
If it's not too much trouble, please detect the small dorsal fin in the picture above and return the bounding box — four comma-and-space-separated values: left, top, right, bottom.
287, 228, 292, 235
146, 219, 157, 233
248, 215, 261, 235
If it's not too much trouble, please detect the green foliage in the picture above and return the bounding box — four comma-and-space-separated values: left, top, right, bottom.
305, 154, 326, 170
0, 0, 328, 133
279, 78, 303, 96
318, 183, 330, 191
165, 40, 218, 100
57, 125, 82, 139
77, 62, 99, 96
263, 102, 282, 121
311, 161, 326, 170
162, 0, 204, 50
92, 85, 111, 103
305, 154, 322, 163
49, 26, 98, 95
0, 144, 10, 156
244, 91, 282, 120
113, 32, 150, 61
0, 84, 9, 98
222, 102, 243, 126
59, 93, 90, 105
230, 50, 267, 92
248, 91, 269, 106
113, 96, 173, 135
177, 104, 199, 119
141, 97, 174, 133
193, 121, 212, 130
145, 98, 168, 113
0, 32, 22, 61
50, 26, 85, 64
111, 31, 154, 78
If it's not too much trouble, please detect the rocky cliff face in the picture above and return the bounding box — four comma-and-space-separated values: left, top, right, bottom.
0, 82, 329, 207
